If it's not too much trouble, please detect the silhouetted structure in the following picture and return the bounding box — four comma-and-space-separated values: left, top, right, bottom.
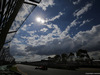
0, 0, 41, 66
21, 50, 100, 70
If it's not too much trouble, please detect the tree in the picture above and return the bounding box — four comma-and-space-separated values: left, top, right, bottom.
76, 49, 90, 62
48, 57, 52, 60
54, 54, 61, 63
61, 53, 68, 64
68, 52, 74, 62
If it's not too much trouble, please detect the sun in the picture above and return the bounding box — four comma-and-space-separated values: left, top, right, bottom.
36, 17, 41, 22
36, 17, 45, 24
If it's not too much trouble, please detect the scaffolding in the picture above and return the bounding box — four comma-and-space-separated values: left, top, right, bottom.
0, 0, 41, 65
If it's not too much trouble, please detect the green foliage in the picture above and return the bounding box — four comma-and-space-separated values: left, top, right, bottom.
9, 66, 19, 72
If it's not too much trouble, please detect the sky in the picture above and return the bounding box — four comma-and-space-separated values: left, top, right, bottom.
10, 0, 100, 61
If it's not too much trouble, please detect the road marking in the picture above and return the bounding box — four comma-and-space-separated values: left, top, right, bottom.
16, 66, 27, 75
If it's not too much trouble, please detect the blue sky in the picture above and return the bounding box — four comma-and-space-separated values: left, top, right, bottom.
10, 0, 100, 61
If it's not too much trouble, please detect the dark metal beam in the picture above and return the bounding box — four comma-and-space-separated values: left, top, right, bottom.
8, 31, 17, 34
0, 0, 24, 51
29, 0, 41, 3
24, 1, 37, 6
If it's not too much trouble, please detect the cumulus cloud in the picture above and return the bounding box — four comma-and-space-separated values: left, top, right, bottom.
5, 33, 15, 43
38, 0, 55, 11
14, 54, 49, 62
12, 38, 21, 44
25, 36, 74, 55
73, 0, 81, 5
40, 28, 48, 32
10, 23, 100, 61
10, 44, 27, 57
27, 31, 35, 36
73, 24, 100, 51
20, 23, 62, 47
12, 23, 100, 55
9, 0, 99, 62
27, 24, 100, 55
21, 24, 27, 31
10, 43, 51, 61
9, 4, 34, 32
46, 24, 53, 29
7, 4, 33, 44
73, 3, 93, 17
88, 51, 100, 60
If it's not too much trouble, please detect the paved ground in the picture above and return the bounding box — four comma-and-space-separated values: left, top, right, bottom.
16, 64, 88, 75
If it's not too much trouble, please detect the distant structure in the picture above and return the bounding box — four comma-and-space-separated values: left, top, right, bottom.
0, 0, 41, 65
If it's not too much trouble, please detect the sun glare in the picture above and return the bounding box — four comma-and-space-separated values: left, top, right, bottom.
36, 17, 41, 22
41, 19, 44, 23
36, 17, 45, 24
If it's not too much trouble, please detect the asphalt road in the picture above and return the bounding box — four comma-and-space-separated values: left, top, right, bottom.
16, 64, 86, 75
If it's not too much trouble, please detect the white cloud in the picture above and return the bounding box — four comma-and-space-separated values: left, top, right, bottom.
80, 19, 92, 27
73, 0, 81, 5
9, 4, 33, 32
65, 3, 93, 33
21, 24, 27, 31
5, 33, 15, 43
70, 18, 80, 27
73, 24, 100, 50
9, 0, 100, 61
11, 24, 100, 61
88, 51, 100, 60
61, 18, 80, 36
73, 3, 93, 17
40, 28, 48, 32
10, 44, 27, 57
14, 54, 49, 62
45, 12, 64, 22
19, 24, 61, 47
26, 24, 100, 55
38, 0, 55, 11
12, 38, 21, 43
46, 24, 53, 29
52, 24, 61, 35
27, 31, 35, 36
